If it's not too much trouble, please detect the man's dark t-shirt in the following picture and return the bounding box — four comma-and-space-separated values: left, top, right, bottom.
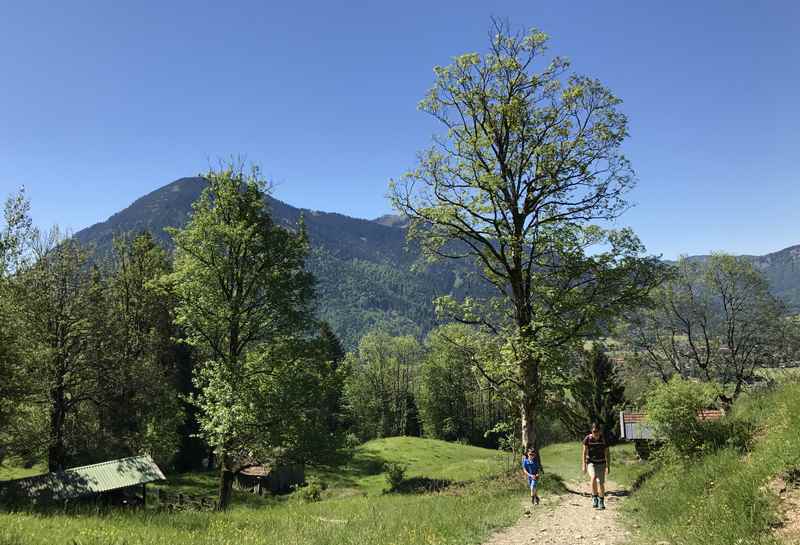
583, 434, 606, 464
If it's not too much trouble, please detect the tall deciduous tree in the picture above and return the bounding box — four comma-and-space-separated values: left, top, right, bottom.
622, 254, 797, 404
391, 20, 661, 451
0, 189, 37, 461
343, 331, 423, 440
17, 229, 98, 471
418, 323, 509, 445
167, 163, 314, 510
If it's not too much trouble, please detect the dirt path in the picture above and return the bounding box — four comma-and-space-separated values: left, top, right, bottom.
484, 480, 632, 545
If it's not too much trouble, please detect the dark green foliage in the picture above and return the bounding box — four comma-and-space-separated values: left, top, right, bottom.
417, 324, 510, 446
557, 345, 626, 442
384, 462, 407, 491
0, 189, 37, 463
72, 177, 491, 350
15, 233, 99, 471
90, 233, 184, 466
343, 331, 423, 441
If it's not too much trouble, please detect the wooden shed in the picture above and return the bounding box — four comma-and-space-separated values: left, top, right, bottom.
619, 410, 724, 458
234, 463, 305, 495
0, 455, 165, 506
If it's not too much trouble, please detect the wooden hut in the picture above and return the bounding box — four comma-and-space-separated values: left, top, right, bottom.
234, 463, 305, 495
619, 410, 724, 458
0, 455, 165, 506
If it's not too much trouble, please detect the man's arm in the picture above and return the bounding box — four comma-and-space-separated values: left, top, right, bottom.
581, 443, 587, 473
605, 446, 610, 474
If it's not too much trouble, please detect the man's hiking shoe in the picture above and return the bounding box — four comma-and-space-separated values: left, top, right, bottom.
534, 496, 540, 505
598, 497, 606, 510
592, 495, 598, 508
531, 495, 535, 505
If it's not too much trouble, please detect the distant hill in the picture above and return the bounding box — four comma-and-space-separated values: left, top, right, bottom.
680, 246, 800, 312
73, 177, 485, 348
73, 177, 800, 346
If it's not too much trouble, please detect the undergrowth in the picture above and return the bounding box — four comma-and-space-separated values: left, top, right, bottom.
624, 381, 800, 545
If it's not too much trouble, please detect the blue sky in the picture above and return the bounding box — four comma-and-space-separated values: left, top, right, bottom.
1, 1, 797, 259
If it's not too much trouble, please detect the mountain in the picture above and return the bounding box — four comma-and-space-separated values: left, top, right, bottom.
73, 177, 800, 347
682, 246, 800, 312
751, 245, 800, 310
73, 177, 485, 348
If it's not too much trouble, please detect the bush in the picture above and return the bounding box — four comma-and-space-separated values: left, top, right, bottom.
384, 462, 407, 491
344, 432, 361, 450
646, 376, 722, 458
300, 477, 327, 502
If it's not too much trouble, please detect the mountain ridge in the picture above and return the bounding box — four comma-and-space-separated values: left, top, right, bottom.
73, 177, 800, 346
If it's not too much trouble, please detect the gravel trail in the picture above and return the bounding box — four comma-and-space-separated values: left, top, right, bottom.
484, 480, 632, 545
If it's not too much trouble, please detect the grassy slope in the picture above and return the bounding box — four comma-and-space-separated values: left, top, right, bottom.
541, 441, 646, 489
623, 382, 800, 545
0, 437, 648, 545
0, 463, 45, 481
0, 438, 520, 545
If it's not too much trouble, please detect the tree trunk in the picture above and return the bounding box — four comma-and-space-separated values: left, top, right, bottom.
520, 390, 537, 452
519, 355, 541, 455
48, 383, 66, 472
216, 452, 235, 511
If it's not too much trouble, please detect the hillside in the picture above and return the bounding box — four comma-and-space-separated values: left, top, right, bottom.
684, 246, 800, 311
624, 381, 800, 545
73, 177, 800, 347
73, 177, 486, 348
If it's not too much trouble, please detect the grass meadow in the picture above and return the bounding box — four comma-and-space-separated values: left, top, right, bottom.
0, 436, 648, 545
623, 381, 800, 545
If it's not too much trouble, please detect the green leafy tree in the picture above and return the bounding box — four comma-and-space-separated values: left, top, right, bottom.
15, 229, 98, 470
92, 233, 184, 465
645, 376, 722, 458
390, 20, 662, 451
316, 321, 347, 434
623, 254, 795, 404
167, 163, 314, 510
557, 344, 625, 442
418, 323, 509, 444
0, 188, 37, 462
343, 331, 423, 440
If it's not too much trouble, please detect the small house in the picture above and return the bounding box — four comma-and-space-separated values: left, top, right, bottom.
0, 454, 165, 506
619, 410, 724, 458
234, 463, 305, 495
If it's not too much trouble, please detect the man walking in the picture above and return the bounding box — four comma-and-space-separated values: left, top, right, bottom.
581, 422, 610, 510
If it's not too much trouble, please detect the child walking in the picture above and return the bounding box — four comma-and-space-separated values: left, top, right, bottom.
521, 448, 541, 505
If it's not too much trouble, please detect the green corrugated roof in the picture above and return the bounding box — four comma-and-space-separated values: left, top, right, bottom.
0, 455, 165, 501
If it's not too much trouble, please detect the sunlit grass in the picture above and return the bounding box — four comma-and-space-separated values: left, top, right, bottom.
623, 382, 800, 545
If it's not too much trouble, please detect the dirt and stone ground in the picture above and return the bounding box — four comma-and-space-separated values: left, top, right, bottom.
484, 480, 633, 545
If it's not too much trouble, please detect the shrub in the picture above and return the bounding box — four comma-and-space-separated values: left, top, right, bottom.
384, 462, 407, 491
344, 432, 361, 451
300, 477, 327, 502
646, 376, 722, 458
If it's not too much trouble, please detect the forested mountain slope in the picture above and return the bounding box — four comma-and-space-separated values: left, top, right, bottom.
74, 177, 800, 346
73, 177, 484, 348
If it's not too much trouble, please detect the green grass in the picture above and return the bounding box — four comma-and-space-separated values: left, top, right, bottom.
0, 438, 526, 545
310, 436, 509, 497
0, 436, 651, 544
623, 381, 800, 545
539, 441, 649, 489
0, 463, 45, 482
